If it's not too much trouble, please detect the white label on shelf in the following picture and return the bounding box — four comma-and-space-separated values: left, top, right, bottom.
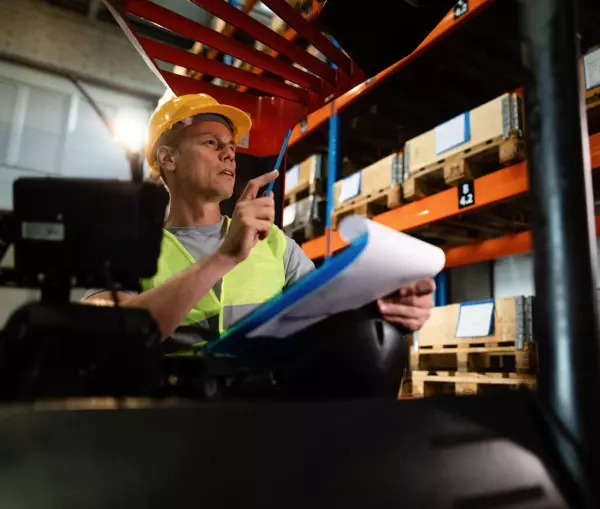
435, 112, 470, 155
282, 203, 297, 227
339, 172, 361, 203
285, 165, 300, 193
584, 48, 600, 90
455, 300, 495, 338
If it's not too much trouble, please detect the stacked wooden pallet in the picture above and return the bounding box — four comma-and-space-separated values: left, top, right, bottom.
401, 296, 537, 398
283, 154, 325, 244
402, 92, 526, 202
584, 46, 600, 135
284, 154, 322, 204
584, 46, 600, 109
331, 153, 403, 229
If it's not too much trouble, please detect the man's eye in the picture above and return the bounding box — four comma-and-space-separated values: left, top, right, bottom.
205, 139, 218, 147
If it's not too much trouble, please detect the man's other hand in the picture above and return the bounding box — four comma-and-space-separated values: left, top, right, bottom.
377, 279, 436, 332
219, 170, 278, 264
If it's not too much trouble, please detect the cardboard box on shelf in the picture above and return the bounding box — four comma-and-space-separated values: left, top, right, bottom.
284, 154, 322, 197
333, 172, 360, 207
333, 153, 402, 207
360, 153, 403, 197
415, 296, 531, 350
404, 93, 524, 177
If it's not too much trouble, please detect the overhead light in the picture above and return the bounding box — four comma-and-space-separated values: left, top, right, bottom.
113, 109, 147, 154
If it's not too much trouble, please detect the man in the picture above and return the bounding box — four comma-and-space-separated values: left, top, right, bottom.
85, 94, 435, 342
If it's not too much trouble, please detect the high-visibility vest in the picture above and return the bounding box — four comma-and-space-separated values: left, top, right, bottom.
140, 217, 287, 334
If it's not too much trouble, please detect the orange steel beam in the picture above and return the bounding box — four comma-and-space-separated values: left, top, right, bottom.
237, 5, 322, 93
125, 0, 322, 92
189, 0, 336, 84
444, 230, 533, 268
301, 161, 529, 259
301, 132, 600, 260
158, 70, 261, 111
376, 162, 529, 231
444, 215, 600, 268
138, 36, 312, 103
261, 0, 353, 75
288, 0, 494, 146
194, 0, 260, 79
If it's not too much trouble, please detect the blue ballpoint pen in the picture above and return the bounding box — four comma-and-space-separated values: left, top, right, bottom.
265, 128, 293, 196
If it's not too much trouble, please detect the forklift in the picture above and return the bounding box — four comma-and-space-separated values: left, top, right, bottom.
0, 0, 598, 506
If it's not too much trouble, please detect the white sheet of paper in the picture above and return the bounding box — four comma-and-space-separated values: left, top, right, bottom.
584, 48, 600, 90
282, 203, 297, 227
248, 216, 446, 338
285, 165, 300, 193
455, 301, 495, 338
339, 172, 361, 203
435, 113, 469, 154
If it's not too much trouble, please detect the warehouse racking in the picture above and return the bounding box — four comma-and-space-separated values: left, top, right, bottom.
106, 0, 600, 271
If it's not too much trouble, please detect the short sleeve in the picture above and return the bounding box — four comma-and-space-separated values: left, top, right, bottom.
283, 235, 315, 287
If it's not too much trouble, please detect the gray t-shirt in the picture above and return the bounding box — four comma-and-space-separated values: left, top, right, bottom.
84, 217, 315, 335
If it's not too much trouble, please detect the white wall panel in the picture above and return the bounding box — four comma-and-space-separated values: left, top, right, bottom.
493, 252, 536, 298
0, 80, 17, 162
0, 61, 154, 210
493, 238, 600, 299
18, 86, 69, 173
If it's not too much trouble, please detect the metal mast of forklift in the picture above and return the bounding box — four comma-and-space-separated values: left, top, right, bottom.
519, 0, 600, 497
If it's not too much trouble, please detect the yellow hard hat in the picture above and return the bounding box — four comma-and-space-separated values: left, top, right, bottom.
146, 93, 252, 173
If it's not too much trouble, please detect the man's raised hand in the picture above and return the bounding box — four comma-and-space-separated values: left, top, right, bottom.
218, 170, 278, 264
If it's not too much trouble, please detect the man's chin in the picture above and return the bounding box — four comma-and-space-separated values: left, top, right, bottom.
217, 185, 234, 201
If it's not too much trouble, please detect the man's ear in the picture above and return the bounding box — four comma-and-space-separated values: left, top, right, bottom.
156, 145, 176, 173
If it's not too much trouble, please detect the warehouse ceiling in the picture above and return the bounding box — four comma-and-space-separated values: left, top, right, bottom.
44, 0, 211, 49
43, 0, 275, 48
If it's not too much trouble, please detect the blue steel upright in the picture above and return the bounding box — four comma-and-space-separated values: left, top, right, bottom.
325, 102, 339, 257
434, 272, 448, 307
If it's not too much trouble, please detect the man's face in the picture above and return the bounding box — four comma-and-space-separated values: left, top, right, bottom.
170, 120, 237, 200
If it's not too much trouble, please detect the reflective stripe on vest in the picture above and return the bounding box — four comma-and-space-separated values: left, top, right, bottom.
140, 217, 287, 334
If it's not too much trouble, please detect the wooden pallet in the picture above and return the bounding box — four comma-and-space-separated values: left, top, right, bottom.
588, 88, 600, 110
403, 134, 525, 202
410, 341, 536, 374
284, 180, 320, 206
586, 88, 600, 134
331, 185, 401, 229
411, 370, 536, 397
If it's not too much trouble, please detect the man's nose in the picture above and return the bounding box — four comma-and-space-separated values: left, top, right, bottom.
220, 145, 235, 161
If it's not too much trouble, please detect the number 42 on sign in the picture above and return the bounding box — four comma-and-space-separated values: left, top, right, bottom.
458, 181, 475, 209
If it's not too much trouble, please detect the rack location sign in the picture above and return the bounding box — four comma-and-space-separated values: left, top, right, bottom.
458, 181, 475, 209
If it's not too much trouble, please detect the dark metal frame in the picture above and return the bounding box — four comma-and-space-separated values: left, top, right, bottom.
519, 0, 600, 500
